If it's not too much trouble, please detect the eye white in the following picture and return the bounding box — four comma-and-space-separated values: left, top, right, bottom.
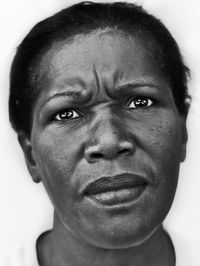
128, 98, 153, 109
55, 109, 80, 121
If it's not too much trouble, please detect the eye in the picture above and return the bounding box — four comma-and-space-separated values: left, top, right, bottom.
54, 109, 81, 121
127, 97, 154, 109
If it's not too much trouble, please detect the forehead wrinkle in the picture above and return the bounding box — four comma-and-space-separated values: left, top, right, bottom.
91, 60, 129, 101
89, 71, 114, 104
93, 65, 100, 95
92, 64, 112, 102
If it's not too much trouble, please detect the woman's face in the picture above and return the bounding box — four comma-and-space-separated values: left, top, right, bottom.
25, 31, 187, 248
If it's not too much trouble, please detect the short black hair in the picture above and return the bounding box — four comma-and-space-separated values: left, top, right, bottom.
9, 1, 190, 136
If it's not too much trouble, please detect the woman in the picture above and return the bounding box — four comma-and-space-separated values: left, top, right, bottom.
5, 1, 199, 265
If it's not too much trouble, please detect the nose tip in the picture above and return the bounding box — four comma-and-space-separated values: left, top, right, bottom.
84, 139, 135, 163
84, 112, 135, 163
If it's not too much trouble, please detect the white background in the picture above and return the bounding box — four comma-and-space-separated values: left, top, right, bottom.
0, 0, 200, 253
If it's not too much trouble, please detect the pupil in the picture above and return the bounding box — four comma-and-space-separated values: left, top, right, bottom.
60, 111, 73, 119
135, 98, 147, 107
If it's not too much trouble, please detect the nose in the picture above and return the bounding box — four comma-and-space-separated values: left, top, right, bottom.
84, 115, 135, 163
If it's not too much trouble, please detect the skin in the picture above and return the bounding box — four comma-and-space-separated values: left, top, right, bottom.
19, 30, 187, 266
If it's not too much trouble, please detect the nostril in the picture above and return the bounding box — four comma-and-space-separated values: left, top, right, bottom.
84, 146, 105, 162
91, 152, 104, 159
85, 139, 134, 162
117, 141, 135, 156
118, 148, 130, 155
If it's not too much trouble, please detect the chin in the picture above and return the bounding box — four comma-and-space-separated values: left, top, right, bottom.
75, 215, 162, 249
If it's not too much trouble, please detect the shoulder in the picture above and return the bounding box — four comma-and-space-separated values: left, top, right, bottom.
164, 224, 200, 266
0, 240, 39, 266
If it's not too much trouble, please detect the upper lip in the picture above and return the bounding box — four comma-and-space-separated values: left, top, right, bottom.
81, 173, 148, 196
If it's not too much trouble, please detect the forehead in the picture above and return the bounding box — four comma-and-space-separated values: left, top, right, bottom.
36, 30, 167, 99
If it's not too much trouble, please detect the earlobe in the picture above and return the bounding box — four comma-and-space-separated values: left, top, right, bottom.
18, 132, 41, 183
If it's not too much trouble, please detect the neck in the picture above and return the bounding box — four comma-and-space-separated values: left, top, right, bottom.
37, 213, 175, 266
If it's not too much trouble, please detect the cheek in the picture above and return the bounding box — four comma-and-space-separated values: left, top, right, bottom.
32, 129, 85, 205
138, 112, 182, 162
133, 112, 182, 198
144, 114, 182, 211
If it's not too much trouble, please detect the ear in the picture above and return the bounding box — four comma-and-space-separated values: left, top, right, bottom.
180, 115, 188, 162
18, 132, 41, 183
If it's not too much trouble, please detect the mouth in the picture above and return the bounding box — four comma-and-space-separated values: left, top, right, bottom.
82, 173, 148, 206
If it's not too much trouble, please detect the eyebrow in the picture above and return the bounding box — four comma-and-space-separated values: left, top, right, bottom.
38, 90, 86, 114
115, 81, 161, 91
45, 90, 83, 102
42, 75, 89, 102
40, 79, 164, 112
47, 82, 159, 102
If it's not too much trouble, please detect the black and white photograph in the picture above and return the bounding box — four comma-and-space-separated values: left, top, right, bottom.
0, 0, 200, 265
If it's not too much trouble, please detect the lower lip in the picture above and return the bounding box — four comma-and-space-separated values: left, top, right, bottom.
86, 185, 147, 207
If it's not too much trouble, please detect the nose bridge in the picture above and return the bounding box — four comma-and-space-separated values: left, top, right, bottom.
84, 108, 135, 162
93, 110, 123, 143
